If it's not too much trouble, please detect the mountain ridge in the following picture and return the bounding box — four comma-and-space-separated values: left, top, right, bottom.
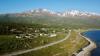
23, 8, 100, 17
1, 8, 100, 17
0, 8, 100, 28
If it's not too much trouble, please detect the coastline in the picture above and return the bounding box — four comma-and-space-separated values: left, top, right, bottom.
76, 31, 97, 56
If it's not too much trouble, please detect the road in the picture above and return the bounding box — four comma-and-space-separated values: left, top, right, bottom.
76, 30, 96, 56
2, 30, 71, 56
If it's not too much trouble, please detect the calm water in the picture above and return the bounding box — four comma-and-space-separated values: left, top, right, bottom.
82, 30, 100, 56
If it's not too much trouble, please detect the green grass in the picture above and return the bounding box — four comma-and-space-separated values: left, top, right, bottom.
17, 30, 89, 56
0, 32, 67, 54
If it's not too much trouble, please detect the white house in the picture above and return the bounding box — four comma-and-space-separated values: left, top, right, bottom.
16, 36, 22, 38
49, 34, 57, 37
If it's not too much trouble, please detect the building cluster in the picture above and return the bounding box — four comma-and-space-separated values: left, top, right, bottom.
10, 28, 67, 39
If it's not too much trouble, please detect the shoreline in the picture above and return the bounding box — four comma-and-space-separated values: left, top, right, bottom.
76, 31, 97, 56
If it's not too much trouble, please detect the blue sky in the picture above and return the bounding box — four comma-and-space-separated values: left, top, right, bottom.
0, 0, 100, 14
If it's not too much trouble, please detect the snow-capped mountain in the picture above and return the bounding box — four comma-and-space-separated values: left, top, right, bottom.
18, 8, 100, 17
21, 8, 59, 16
1, 8, 100, 28
26, 8, 54, 14
62, 10, 100, 17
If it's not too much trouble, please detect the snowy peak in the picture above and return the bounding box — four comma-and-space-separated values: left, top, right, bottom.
27, 8, 58, 15
62, 10, 100, 17
24, 9, 100, 17
28, 8, 49, 13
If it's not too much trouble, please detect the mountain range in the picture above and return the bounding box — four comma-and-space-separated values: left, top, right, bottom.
23, 8, 100, 17
0, 8, 100, 28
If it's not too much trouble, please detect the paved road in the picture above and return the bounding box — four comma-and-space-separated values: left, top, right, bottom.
76, 30, 96, 56
2, 30, 71, 56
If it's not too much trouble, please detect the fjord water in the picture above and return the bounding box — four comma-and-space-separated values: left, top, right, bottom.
83, 30, 100, 56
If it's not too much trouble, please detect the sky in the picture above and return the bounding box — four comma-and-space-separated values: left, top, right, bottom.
0, 0, 100, 14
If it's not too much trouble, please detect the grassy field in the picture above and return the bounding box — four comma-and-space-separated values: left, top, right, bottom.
0, 32, 67, 54
17, 30, 89, 56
